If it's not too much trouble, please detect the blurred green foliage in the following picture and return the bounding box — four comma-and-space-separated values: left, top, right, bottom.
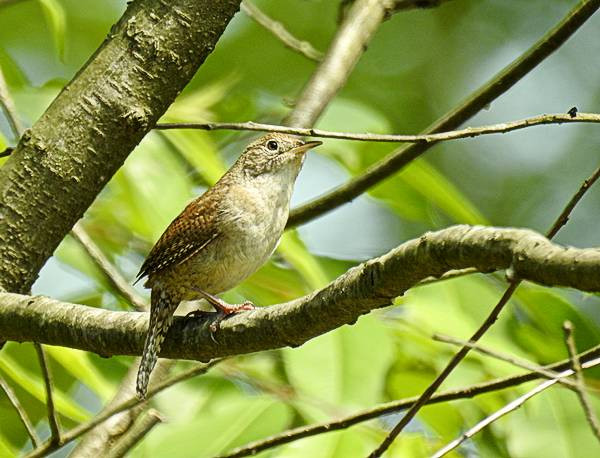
1, 0, 600, 457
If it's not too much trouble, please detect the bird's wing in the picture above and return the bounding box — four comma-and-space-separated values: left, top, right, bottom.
135, 192, 221, 282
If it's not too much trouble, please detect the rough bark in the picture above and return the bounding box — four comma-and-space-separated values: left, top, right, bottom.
0, 0, 241, 293
2, 225, 599, 360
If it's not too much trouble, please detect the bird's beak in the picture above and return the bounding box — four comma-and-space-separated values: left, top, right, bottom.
290, 140, 322, 155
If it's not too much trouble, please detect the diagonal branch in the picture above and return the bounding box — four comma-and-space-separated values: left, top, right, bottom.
2, 225, 600, 359
287, 0, 600, 227
432, 357, 600, 458
0, 374, 40, 447
433, 333, 581, 391
370, 162, 600, 455
34, 343, 60, 446
241, 0, 323, 62
71, 223, 147, 312
220, 344, 600, 457
563, 321, 600, 443
285, 0, 392, 128
26, 360, 220, 458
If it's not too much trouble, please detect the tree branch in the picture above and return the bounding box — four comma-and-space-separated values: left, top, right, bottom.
370, 161, 600, 455
2, 225, 600, 358
287, 0, 600, 227
241, 0, 323, 62
220, 344, 600, 457
563, 321, 600, 443
432, 356, 600, 458
0, 0, 242, 293
71, 223, 147, 312
34, 343, 60, 446
0, 374, 40, 447
155, 111, 600, 143
285, 0, 392, 128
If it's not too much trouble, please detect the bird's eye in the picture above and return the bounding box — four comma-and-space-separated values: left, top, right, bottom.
266, 140, 279, 151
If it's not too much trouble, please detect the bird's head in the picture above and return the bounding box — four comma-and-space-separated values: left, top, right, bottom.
239, 133, 322, 177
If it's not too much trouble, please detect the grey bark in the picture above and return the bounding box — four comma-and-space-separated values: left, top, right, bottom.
0, 0, 241, 293
2, 225, 599, 360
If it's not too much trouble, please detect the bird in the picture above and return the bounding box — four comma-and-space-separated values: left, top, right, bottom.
134, 133, 322, 398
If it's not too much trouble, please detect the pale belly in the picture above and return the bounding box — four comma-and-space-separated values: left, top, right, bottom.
155, 188, 289, 301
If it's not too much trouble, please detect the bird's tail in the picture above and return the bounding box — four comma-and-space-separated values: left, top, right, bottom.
136, 288, 178, 399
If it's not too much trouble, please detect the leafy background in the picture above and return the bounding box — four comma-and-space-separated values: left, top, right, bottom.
1, 0, 600, 456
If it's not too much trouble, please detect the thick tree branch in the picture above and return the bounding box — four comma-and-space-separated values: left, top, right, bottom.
0, 0, 241, 293
1, 226, 599, 358
287, 0, 600, 227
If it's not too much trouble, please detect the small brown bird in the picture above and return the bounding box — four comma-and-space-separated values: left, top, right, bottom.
135, 133, 321, 398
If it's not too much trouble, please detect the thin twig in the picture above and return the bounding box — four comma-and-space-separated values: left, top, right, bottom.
370, 157, 600, 454
241, 0, 323, 62
34, 343, 61, 446
156, 112, 600, 144
547, 165, 600, 238
432, 357, 600, 458
26, 360, 221, 458
434, 334, 581, 391
287, 0, 600, 228
71, 223, 147, 312
0, 374, 40, 447
563, 321, 600, 443
106, 409, 165, 458
0, 65, 23, 140
219, 344, 600, 457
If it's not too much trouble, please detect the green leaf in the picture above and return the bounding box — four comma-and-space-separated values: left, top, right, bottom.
277, 231, 329, 290
38, 0, 67, 61
139, 396, 292, 457
160, 130, 226, 185
0, 435, 17, 457
398, 159, 489, 225
43, 346, 114, 401
0, 353, 90, 423
284, 314, 394, 416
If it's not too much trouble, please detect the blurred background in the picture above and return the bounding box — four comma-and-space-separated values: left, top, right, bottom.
1, 0, 600, 456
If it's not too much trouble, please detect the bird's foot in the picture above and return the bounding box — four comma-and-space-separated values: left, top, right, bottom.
189, 288, 255, 337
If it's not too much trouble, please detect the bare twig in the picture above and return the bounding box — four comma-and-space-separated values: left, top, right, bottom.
547, 166, 600, 238
26, 359, 221, 458
156, 112, 600, 144
434, 333, 581, 391
432, 357, 600, 458
287, 0, 600, 228
34, 343, 60, 446
241, 0, 323, 62
563, 321, 600, 443
106, 409, 165, 458
285, 0, 392, 128
0, 374, 40, 447
219, 345, 600, 457
370, 159, 600, 453
71, 223, 147, 312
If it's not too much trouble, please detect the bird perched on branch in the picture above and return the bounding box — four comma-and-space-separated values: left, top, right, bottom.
135, 133, 321, 398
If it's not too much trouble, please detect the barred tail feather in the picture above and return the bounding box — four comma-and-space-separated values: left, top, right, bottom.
136, 288, 178, 399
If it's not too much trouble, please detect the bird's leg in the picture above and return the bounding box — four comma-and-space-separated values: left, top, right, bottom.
187, 287, 255, 333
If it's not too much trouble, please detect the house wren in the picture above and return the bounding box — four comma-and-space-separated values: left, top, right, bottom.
135, 133, 321, 398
